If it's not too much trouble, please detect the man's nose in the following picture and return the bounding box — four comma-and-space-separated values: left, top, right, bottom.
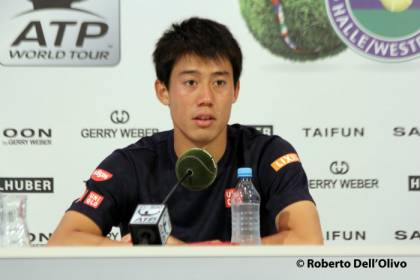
197, 83, 214, 106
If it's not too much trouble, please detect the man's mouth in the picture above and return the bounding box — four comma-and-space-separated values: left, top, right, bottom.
193, 115, 215, 128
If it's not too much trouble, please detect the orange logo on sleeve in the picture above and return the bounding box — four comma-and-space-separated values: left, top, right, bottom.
271, 153, 300, 172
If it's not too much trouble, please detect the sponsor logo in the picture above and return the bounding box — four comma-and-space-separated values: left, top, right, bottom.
395, 230, 420, 240
330, 161, 350, 175
393, 126, 420, 137
325, 0, 420, 62
130, 204, 165, 224
309, 161, 379, 190
0, 0, 120, 66
409, 176, 420, 191
303, 127, 365, 138
248, 125, 273, 136
83, 191, 104, 208
29, 0, 91, 10
325, 230, 367, 241
81, 128, 160, 138
90, 168, 113, 182
81, 110, 159, 139
29, 232, 52, 246
110, 110, 129, 124
224, 188, 235, 208
0, 177, 54, 193
138, 208, 162, 217
1, 128, 52, 146
271, 153, 300, 172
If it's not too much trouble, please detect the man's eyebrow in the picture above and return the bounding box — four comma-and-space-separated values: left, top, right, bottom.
177, 70, 230, 76
212, 71, 230, 76
178, 70, 200, 76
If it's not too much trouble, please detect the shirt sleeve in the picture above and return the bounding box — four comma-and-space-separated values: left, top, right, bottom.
68, 150, 137, 236
258, 136, 314, 219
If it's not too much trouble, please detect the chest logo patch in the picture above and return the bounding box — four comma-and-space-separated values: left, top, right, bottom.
91, 168, 113, 182
224, 188, 236, 208
271, 153, 300, 172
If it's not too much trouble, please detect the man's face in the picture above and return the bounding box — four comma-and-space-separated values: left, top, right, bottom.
156, 54, 239, 147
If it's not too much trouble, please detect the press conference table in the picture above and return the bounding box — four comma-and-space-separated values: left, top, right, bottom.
1, 246, 420, 279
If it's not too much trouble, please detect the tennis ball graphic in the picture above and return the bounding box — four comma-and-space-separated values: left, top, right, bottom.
240, 0, 346, 61
379, 0, 413, 12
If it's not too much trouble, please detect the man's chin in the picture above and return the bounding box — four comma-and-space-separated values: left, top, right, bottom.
188, 134, 216, 147
174, 124, 227, 147
188, 128, 224, 146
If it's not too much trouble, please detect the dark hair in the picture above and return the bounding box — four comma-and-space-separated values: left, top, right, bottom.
153, 17, 242, 88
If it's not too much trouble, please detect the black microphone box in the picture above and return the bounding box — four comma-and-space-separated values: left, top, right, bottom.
129, 204, 172, 245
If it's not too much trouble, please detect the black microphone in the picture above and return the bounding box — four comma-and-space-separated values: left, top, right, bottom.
129, 148, 217, 245
175, 148, 218, 191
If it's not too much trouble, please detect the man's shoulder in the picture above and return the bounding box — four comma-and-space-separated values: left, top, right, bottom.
228, 124, 299, 170
229, 124, 291, 149
112, 130, 173, 163
124, 130, 171, 150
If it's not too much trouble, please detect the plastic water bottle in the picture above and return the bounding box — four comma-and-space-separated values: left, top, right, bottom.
231, 167, 261, 244
0, 194, 31, 247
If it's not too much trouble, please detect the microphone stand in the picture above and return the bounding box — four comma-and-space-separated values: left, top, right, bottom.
162, 169, 193, 205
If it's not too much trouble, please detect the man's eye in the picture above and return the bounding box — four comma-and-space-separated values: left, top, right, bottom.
184, 80, 197, 87
214, 80, 226, 87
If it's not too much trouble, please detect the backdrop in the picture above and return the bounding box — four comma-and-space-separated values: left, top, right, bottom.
0, 0, 419, 246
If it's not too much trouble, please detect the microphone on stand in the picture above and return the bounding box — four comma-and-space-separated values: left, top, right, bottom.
129, 148, 217, 245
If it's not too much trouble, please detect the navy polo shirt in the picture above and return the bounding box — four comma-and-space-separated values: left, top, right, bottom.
69, 124, 314, 242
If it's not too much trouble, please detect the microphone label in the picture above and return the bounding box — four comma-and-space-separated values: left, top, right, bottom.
158, 207, 171, 243
130, 205, 165, 224
129, 204, 171, 244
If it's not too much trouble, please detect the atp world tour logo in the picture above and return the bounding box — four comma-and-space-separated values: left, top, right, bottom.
0, 0, 120, 66
325, 0, 420, 62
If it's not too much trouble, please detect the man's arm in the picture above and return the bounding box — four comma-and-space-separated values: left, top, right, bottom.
48, 211, 185, 246
261, 200, 323, 245
48, 211, 130, 246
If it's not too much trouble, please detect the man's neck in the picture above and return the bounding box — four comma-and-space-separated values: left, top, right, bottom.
173, 128, 228, 163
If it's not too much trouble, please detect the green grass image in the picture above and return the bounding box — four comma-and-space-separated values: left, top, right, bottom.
240, 0, 346, 61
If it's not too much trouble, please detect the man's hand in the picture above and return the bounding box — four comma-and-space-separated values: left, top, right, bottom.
166, 235, 185, 245
48, 211, 131, 246
121, 234, 185, 245
121, 234, 133, 244
262, 200, 323, 245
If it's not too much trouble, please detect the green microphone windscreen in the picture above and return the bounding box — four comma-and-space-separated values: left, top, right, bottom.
175, 148, 217, 191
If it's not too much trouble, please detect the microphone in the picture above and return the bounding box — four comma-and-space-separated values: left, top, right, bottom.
175, 148, 218, 191
129, 148, 217, 245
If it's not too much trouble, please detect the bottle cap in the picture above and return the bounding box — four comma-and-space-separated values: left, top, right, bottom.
237, 167, 252, 178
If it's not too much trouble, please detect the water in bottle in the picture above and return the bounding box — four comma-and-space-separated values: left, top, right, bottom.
231, 167, 261, 244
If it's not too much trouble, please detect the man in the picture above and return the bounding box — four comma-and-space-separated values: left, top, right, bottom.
48, 17, 323, 246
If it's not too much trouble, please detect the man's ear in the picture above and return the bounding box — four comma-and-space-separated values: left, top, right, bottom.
232, 80, 240, 103
155, 80, 170, 105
